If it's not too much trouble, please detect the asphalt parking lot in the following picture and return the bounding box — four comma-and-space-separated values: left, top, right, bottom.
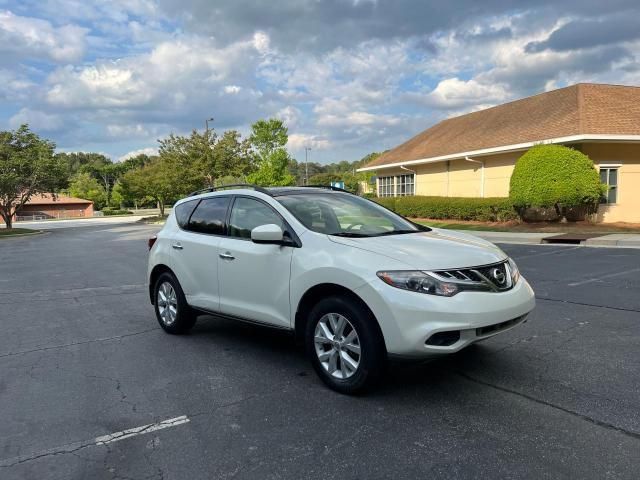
1, 223, 639, 479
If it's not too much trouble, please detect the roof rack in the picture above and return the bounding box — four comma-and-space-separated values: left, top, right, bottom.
301, 184, 354, 194
188, 184, 272, 197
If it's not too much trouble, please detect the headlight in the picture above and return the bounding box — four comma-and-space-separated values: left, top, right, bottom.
507, 257, 520, 285
377, 271, 461, 297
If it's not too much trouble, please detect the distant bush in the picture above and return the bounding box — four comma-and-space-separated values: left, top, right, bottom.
371, 196, 517, 222
509, 145, 604, 221
101, 208, 133, 216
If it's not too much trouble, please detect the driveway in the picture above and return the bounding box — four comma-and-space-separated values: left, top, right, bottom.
0, 224, 638, 479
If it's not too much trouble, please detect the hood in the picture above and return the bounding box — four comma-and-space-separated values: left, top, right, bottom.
328, 228, 506, 270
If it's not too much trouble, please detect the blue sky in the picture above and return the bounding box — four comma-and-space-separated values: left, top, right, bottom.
1, 0, 639, 163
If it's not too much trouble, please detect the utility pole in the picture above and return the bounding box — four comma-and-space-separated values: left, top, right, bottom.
304, 147, 312, 185
205, 117, 214, 132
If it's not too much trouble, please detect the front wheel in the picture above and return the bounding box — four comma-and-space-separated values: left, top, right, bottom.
305, 296, 386, 394
153, 272, 197, 334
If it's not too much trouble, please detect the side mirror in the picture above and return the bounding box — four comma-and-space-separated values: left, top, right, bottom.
251, 224, 284, 244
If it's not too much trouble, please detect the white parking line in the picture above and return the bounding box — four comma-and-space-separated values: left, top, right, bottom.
567, 267, 640, 286
0, 415, 190, 467
95, 415, 190, 444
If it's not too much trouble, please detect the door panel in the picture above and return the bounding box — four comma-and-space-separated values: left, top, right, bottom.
218, 197, 293, 327
171, 196, 230, 312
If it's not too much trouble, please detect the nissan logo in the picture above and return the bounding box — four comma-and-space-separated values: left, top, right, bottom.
490, 267, 506, 285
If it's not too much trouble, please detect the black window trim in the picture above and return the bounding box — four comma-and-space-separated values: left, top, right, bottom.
227, 194, 302, 247
178, 195, 232, 237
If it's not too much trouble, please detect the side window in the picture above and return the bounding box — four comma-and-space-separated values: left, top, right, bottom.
187, 196, 230, 235
174, 200, 199, 228
599, 167, 618, 204
229, 197, 283, 239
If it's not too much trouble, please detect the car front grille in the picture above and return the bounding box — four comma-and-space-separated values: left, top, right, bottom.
432, 260, 514, 292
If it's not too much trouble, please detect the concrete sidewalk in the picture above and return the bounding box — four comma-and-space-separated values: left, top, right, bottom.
459, 230, 640, 248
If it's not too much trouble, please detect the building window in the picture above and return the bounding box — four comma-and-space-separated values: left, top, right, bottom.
378, 176, 394, 197
600, 167, 618, 204
396, 174, 415, 196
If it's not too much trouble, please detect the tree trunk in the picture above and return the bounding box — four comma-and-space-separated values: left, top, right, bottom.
0, 208, 13, 229
158, 200, 165, 217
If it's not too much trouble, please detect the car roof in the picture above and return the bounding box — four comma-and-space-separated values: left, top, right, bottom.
266, 187, 341, 197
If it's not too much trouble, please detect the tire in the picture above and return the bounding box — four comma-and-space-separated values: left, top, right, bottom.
305, 295, 386, 394
153, 272, 197, 334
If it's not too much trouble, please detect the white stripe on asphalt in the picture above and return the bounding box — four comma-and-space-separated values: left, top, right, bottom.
0, 415, 190, 467
567, 267, 640, 286
94, 415, 190, 444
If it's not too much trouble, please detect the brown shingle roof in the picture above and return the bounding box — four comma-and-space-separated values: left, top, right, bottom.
26, 194, 93, 205
364, 83, 640, 169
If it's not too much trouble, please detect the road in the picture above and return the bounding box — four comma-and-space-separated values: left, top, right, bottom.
14, 215, 149, 230
1, 224, 639, 479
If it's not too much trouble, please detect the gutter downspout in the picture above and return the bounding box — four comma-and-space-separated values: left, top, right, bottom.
464, 156, 484, 198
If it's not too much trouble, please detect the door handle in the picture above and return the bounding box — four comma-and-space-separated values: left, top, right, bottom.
219, 252, 235, 260
172, 243, 183, 250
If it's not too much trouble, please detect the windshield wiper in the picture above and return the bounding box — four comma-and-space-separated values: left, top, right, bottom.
373, 229, 421, 236
331, 232, 371, 238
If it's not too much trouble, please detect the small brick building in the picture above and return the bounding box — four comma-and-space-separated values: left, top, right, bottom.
4, 194, 94, 223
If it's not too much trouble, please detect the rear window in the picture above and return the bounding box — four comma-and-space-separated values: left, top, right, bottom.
174, 200, 199, 228
186, 196, 230, 235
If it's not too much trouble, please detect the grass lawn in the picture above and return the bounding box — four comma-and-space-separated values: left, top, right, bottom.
0, 228, 41, 237
414, 219, 640, 233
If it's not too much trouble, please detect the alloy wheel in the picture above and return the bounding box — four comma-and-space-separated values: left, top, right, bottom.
157, 281, 178, 325
314, 313, 361, 379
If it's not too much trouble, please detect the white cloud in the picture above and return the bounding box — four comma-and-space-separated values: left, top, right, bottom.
118, 147, 157, 162
418, 77, 510, 110
9, 108, 63, 131
288, 133, 332, 151
45, 35, 266, 110
224, 85, 242, 94
0, 10, 88, 63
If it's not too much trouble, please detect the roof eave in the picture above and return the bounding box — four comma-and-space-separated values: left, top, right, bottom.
357, 134, 640, 172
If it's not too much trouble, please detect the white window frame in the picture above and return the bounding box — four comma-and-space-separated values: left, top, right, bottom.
599, 165, 620, 205
378, 176, 395, 197
396, 174, 415, 196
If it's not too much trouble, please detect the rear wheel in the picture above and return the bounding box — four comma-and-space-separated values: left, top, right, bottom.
153, 272, 196, 334
305, 296, 386, 394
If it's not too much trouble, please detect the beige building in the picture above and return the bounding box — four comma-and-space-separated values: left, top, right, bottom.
359, 83, 640, 223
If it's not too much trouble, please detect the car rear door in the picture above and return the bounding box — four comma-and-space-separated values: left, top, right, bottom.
217, 196, 294, 328
170, 195, 231, 313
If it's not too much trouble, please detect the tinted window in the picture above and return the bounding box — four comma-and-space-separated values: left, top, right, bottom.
229, 197, 283, 239
187, 197, 230, 235
174, 200, 199, 228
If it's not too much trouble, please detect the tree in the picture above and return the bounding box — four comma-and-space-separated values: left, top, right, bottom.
0, 125, 66, 228
68, 172, 107, 210
120, 156, 201, 216
247, 118, 295, 186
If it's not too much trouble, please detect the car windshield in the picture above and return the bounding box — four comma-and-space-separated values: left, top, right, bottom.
276, 192, 428, 237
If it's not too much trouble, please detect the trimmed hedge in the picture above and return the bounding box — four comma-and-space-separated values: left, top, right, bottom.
101, 208, 133, 216
510, 144, 603, 208
372, 196, 518, 222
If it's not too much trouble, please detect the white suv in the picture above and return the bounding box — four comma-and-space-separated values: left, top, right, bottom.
148, 185, 535, 393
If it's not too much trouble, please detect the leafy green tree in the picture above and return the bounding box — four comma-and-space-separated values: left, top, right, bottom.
159, 129, 215, 187
309, 172, 342, 185
120, 156, 201, 216
67, 172, 107, 210
0, 125, 66, 228
247, 118, 295, 186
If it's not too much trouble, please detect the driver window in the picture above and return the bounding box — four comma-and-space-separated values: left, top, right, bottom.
229, 197, 284, 239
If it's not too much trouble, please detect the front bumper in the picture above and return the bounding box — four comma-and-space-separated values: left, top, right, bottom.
355, 276, 536, 357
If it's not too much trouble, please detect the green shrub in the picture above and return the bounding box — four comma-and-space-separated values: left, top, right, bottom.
372, 196, 517, 221
509, 145, 604, 209
101, 208, 133, 216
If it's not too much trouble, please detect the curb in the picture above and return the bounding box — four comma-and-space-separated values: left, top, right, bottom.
0, 230, 44, 239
